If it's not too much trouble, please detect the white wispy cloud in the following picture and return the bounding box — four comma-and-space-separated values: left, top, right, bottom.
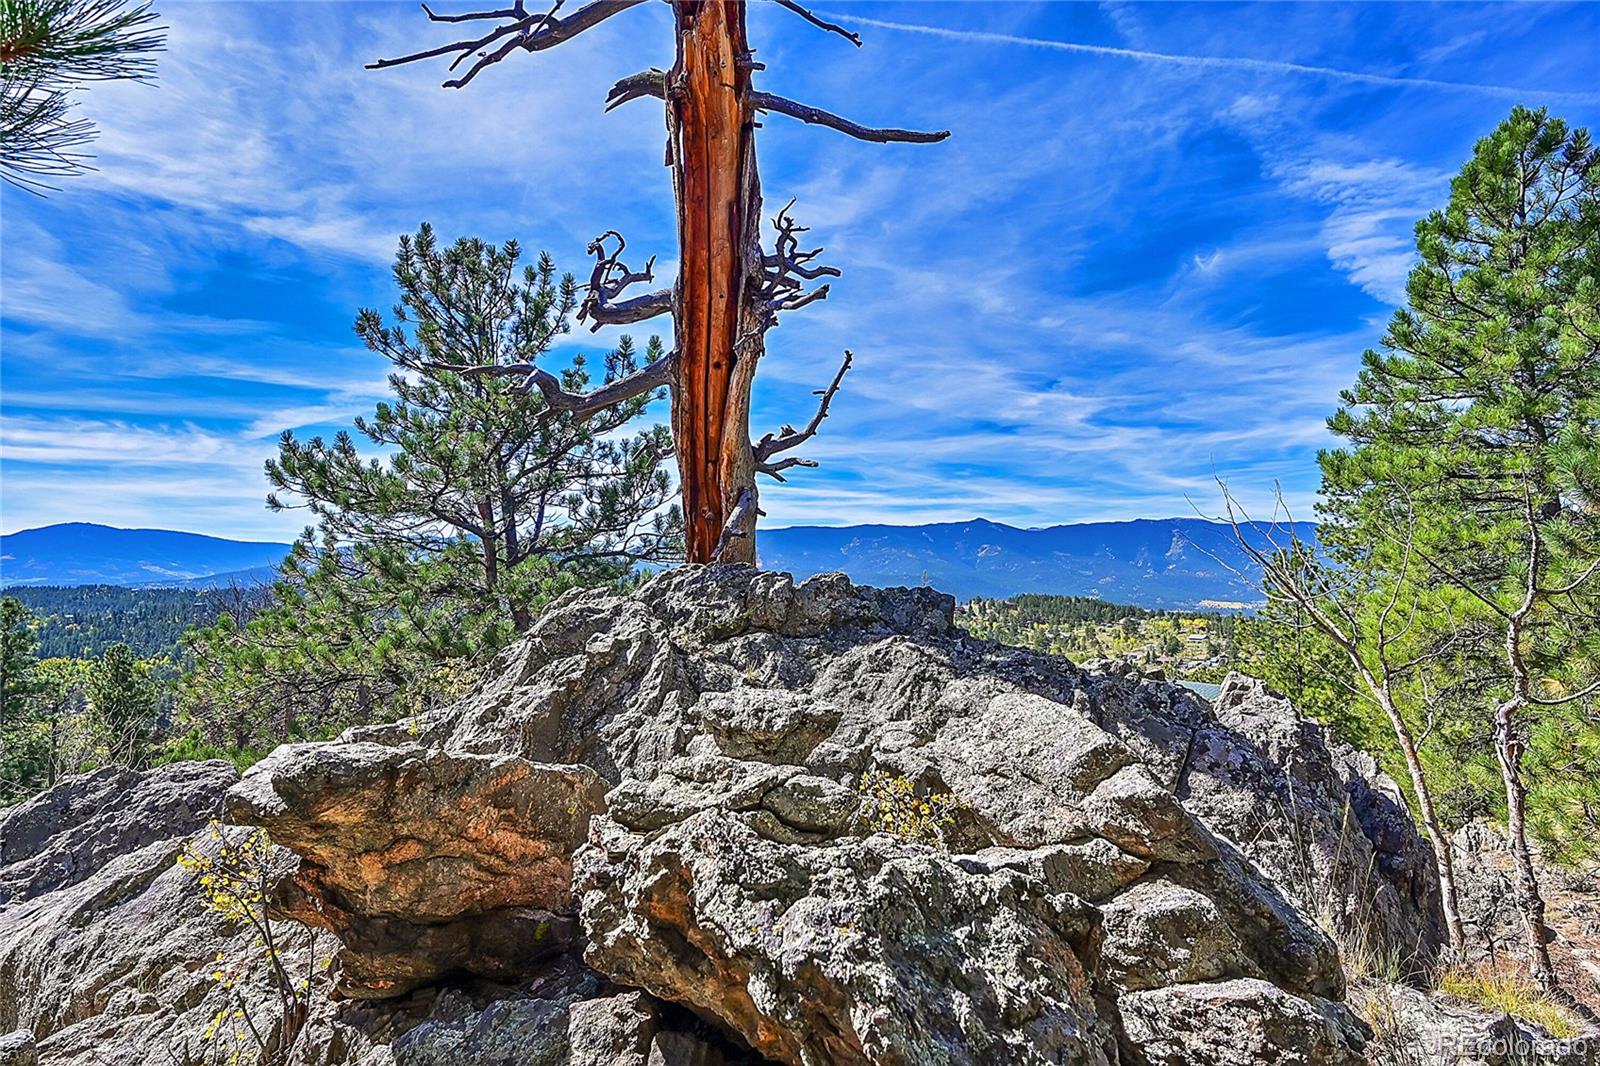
819, 11, 1600, 104
5, 2, 1589, 537
0, 415, 267, 469
59, 1, 675, 263
1273, 158, 1445, 304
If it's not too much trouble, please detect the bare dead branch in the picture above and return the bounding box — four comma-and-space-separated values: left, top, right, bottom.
369, 0, 563, 75
1206, 481, 1362, 654
421, 1, 525, 23
370, 0, 646, 88
755, 456, 817, 483
428, 348, 675, 420
602, 72, 947, 144
754, 350, 852, 462
605, 68, 667, 111
752, 200, 841, 321
770, 283, 830, 313
764, 199, 841, 281
579, 230, 673, 331
770, 0, 861, 47
752, 92, 949, 144
1528, 676, 1600, 706
1542, 553, 1600, 597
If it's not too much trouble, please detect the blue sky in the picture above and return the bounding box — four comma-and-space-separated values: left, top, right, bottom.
2, 1, 1598, 540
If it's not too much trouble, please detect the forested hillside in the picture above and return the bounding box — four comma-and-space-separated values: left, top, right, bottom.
7, 585, 266, 659
959, 593, 1239, 681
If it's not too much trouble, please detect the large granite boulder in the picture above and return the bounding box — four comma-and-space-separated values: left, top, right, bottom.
0, 1030, 38, 1066
0, 762, 727, 1066
577, 810, 1113, 1066
0, 762, 303, 1065
315, 960, 755, 1066
0, 760, 237, 905
225, 743, 606, 997
1074, 668, 1445, 971
340, 565, 1385, 1064
1118, 978, 1367, 1065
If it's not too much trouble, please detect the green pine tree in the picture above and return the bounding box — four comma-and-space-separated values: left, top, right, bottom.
0, 596, 49, 800
181, 226, 680, 753
1320, 106, 1600, 991
86, 641, 159, 767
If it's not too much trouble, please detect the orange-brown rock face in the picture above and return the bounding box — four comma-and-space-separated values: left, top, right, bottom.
225, 743, 606, 997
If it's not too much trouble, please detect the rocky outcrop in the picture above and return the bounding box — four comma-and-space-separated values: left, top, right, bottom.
577, 810, 1113, 1066
0, 1031, 38, 1066
1352, 979, 1599, 1066
0, 760, 237, 905
0, 761, 299, 1064
313, 961, 755, 1066
341, 566, 1386, 1064
1450, 821, 1600, 1018
4, 567, 1473, 1064
225, 743, 606, 997
1078, 669, 1445, 970
0, 763, 738, 1065
1119, 979, 1367, 1065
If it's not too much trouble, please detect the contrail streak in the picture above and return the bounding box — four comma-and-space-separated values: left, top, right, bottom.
817, 12, 1600, 105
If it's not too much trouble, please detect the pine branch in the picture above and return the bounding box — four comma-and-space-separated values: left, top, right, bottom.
0, 75, 93, 192
0, 0, 165, 191
0, 0, 164, 83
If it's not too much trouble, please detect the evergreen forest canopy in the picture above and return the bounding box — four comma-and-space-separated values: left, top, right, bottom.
5, 584, 266, 659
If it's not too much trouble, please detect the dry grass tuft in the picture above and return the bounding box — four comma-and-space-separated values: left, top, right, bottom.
1347, 981, 1430, 1066
1438, 964, 1581, 1038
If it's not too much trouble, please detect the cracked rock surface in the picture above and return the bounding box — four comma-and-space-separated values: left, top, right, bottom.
1, 566, 1463, 1064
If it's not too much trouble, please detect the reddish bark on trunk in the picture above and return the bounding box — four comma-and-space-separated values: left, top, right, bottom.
669, 0, 762, 563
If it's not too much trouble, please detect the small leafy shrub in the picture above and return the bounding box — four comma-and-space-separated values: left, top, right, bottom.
857, 771, 960, 849
1438, 964, 1579, 1038
177, 822, 323, 1064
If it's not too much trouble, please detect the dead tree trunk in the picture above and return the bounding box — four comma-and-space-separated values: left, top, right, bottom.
669, 0, 762, 563
373, 0, 946, 566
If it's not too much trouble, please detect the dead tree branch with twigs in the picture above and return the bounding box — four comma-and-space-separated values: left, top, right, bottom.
578, 230, 673, 331
371, 0, 947, 562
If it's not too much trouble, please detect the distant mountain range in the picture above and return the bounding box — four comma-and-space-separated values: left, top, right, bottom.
758, 517, 1309, 607
0, 523, 288, 589
0, 517, 1311, 607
